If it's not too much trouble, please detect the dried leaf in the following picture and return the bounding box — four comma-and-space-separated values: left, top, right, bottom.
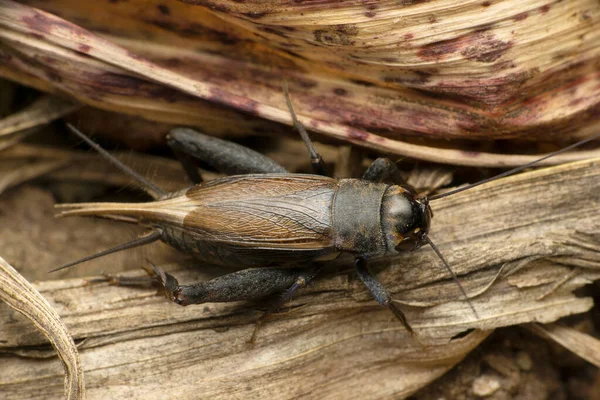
0, 1, 598, 166
0, 94, 80, 137
0, 157, 67, 194
405, 165, 454, 196
0, 256, 84, 399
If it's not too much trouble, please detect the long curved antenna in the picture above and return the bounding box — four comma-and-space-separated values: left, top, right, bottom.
424, 236, 479, 319
428, 131, 600, 201
48, 230, 162, 273
66, 123, 167, 199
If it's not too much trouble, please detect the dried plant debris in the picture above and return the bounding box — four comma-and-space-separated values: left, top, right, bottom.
0, 93, 79, 151
0, 184, 153, 281
0, 256, 84, 400
0, 156, 67, 194
412, 327, 599, 400
0, 1, 598, 396
0, 1, 598, 165
0, 94, 79, 138
404, 165, 454, 197
0, 156, 598, 399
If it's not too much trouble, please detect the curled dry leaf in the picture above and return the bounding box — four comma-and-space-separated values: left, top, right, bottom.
0, 158, 598, 399
404, 165, 454, 196
0, 256, 84, 399
0, 0, 598, 166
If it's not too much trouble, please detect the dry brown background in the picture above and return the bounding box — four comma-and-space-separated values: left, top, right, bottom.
0, 0, 599, 399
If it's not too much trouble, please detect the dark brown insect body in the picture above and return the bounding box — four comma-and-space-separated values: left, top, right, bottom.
59, 175, 430, 268
56, 115, 437, 335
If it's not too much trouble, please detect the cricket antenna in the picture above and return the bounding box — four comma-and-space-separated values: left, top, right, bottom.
424, 235, 479, 319
48, 230, 162, 273
428, 131, 600, 201
66, 123, 167, 199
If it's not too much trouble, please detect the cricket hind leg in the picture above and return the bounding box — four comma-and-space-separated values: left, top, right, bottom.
166, 127, 288, 183
150, 264, 309, 305
92, 264, 160, 288
249, 266, 320, 343
354, 257, 414, 335
149, 264, 319, 340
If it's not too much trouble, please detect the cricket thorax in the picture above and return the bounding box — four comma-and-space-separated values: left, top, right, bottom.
332, 179, 388, 255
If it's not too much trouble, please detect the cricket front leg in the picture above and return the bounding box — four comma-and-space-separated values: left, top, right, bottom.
355, 257, 414, 335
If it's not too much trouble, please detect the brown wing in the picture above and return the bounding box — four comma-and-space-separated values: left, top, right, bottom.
165, 174, 337, 250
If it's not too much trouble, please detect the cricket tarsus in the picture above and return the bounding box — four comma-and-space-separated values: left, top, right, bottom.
66, 123, 167, 199
49, 230, 162, 273
425, 236, 479, 319
283, 81, 326, 176
429, 131, 600, 201
386, 300, 413, 335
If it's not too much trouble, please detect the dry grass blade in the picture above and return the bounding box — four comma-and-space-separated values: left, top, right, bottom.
0, 157, 68, 194
0, 94, 80, 137
3, 143, 196, 192
0, 158, 598, 399
528, 323, 600, 368
0, 256, 84, 399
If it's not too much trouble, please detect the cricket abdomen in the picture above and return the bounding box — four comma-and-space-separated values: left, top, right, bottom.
158, 174, 339, 267
160, 224, 337, 267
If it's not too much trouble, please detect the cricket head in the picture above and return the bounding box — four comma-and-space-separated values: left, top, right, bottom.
381, 185, 433, 254
381, 186, 478, 318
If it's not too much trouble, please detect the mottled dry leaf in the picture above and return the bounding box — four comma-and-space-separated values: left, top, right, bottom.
0, 158, 598, 399
0, 256, 84, 399
0, 0, 598, 166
